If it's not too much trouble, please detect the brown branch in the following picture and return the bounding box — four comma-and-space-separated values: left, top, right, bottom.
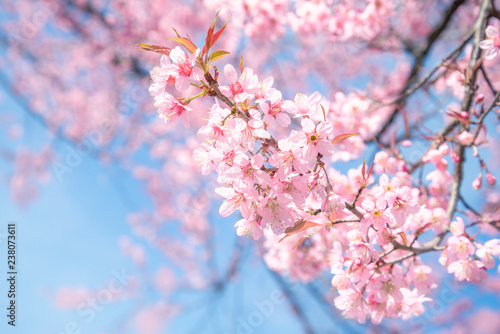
372, 0, 466, 143
267, 268, 315, 334
345, 202, 363, 219
472, 90, 500, 142
382, 0, 493, 264
480, 66, 497, 94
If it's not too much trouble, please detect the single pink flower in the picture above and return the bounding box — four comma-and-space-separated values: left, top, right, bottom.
480, 25, 500, 60
476, 239, 500, 269
149, 55, 176, 97
361, 198, 393, 233
269, 138, 309, 176
234, 215, 263, 240
448, 260, 485, 283
282, 91, 321, 117
290, 118, 334, 162
166, 47, 203, 92
220, 64, 259, 102
398, 288, 432, 320
260, 90, 291, 127
154, 92, 191, 128
334, 288, 368, 323
447, 236, 474, 260
254, 76, 277, 102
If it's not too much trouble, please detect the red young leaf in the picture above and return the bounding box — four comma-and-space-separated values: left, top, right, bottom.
292, 226, 324, 249
361, 158, 366, 182
278, 220, 321, 243
366, 161, 375, 182
331, 132, 359, 145
446, 111, 470, 125
202, 11, 219, 56
210, 17, 230, 49
136, 44, 171, 56
321, 104, 326, 122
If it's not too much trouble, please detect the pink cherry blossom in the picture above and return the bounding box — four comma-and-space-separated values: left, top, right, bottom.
448, 260, 486, 283
154, 92, 191, 128
215, 180, 257, 218
450, 217, 465, 236
282, 91, 322, 117
456, 131, 475, 145
398, 288, 432, 320
479, 25, 500, 59
149, 55, 176, 97
447, 235, 475, 260
166, 47, 203, 92
260, 90, 291, 127
254, 76, 277, 102
235, 214, 264, 240
269, 138, 309, 176
220, 64, 259, 102
360, 198, 393, 233
290, 118, 334, 162
334, 288, 368, 323
476, 239, 500, 269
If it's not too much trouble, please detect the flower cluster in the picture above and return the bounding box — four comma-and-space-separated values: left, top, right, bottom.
143, 12, 500, 324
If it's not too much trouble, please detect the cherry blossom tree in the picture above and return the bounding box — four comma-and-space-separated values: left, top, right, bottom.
2, 0, 500, 332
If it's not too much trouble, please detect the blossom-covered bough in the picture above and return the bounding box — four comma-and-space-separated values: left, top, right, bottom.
3, 0, 500, 331
140, 1, 500, 325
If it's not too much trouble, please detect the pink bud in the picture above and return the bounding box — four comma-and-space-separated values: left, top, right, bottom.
401, 140, 412, 147
450, 150, 459, 162
486, 173, 496, 185
476, 94, 484, 103
472, 173, 482, 190
456, 131, 474, 146
438, 143, 449, 155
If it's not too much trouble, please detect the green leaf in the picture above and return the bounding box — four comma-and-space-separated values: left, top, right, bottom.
209, 50, 230, 62
169, 37, 197, 54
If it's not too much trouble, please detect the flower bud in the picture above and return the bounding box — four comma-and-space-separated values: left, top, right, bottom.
472, 173, 482, 190
486, 173, 496, 186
